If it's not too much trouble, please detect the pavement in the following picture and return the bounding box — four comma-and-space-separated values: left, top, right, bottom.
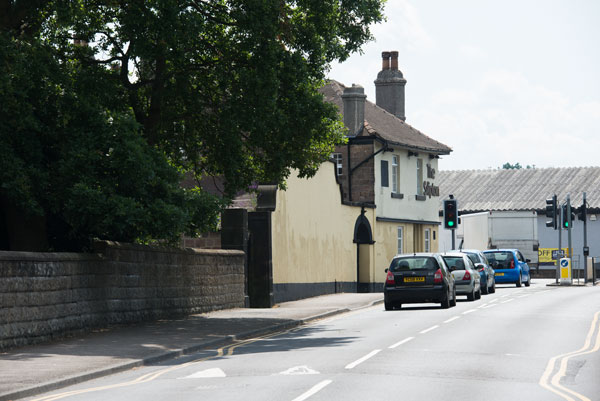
0, 292, 383, 401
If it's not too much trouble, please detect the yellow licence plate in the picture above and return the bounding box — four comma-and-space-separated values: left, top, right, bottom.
404, 277, 425, 283
495, 273, 504, 276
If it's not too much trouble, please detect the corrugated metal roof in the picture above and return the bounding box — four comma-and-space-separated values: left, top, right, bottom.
321, 80, 452, 154
438, 167, 600, 212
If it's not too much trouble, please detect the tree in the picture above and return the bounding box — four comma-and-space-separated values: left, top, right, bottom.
0, 0, 385, 251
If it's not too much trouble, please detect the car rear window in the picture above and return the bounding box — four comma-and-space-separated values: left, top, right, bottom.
389, 257, 439, 272
465, 254, 479, 264
443, 256, 466, 270
484, 251, 514, 269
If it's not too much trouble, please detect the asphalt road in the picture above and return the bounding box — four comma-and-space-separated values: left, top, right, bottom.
24, 279, 600, 401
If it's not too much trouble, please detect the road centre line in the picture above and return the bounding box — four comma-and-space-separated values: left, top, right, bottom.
420, 325, 440, 334
389, 337, 415, 349
517, 294, 530, 298
488, 298, 499, 303
345, 349, 381, 369
291, 380, 333, 401
443, 316, 461, 324
477, 303, 489, 308
501, 299, 514, 304
462, 309, 477, 315
482, 303, 498, 309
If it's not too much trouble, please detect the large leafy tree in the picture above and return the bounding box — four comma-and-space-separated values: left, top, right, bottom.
0, 0, 385, 251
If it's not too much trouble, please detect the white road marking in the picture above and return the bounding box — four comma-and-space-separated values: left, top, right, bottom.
180, 368, 226, 379
517, 294, 530, 298
489, 298, 499, 303
443, 316, 461, 324
389, 337, 415, 349
536, 290, 551, 295
291, 380, 333, 401
482, 303, 498, 309
477, 303, 489, 308
462, 309, 477, 315
539, 311, 600, 401
420, 325, 440, 334
501, 298, 514, 304
345, 350, 381, 369
279, 366, 320, 375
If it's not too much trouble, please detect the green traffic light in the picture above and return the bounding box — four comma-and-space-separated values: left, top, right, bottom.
448, 221, 454, 227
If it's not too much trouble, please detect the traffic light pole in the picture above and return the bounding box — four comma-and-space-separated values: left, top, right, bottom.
583, 192, 588, 283
557, 205, 561, 284
567, 194, 574, 282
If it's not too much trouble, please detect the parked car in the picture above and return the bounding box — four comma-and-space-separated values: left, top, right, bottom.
451, 249, 496, 294
384, 253, 456, 310
443, 253, 481, 301
483, 249, 531, 287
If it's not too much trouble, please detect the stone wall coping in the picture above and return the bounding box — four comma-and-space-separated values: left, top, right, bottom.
0, 251, 100, 262
93, 240, 244, 257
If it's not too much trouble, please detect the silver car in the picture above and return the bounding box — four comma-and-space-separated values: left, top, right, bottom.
451, 249, 496, 294
443, 253, 481, 301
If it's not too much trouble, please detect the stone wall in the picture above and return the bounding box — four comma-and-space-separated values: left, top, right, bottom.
0, 241, 245, 350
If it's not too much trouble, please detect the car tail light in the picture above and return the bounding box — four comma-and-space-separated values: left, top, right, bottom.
510, 260, 515, 269
386, 271, 396, 285
434, 268, 443, 283
463, 271, 471, 281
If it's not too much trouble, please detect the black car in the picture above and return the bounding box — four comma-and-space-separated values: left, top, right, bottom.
384, 253, 456, 310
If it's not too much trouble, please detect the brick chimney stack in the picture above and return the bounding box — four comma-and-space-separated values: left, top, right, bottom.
374, 50, 407, 121
342, 84, 367, 137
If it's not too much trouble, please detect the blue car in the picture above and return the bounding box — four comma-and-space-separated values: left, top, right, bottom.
483, 249, 531, 287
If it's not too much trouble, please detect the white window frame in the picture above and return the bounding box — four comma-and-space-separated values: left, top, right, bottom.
416, 158, 424, 195
424, 228, 431, 252
392, 155, 399, 193
397, 226, 404, 254
331, 153, 343, 176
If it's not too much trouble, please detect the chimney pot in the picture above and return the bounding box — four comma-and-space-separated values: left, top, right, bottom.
381, 51, 391, 70
390, 51, 399, 70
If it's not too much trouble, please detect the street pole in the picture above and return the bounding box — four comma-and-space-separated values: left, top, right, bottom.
557, 203, 561, 284
583, 192, 588, 283
567, 194, 574, 283
451, 229, 455, 250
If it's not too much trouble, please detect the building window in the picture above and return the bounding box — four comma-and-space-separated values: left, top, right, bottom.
397, 226, 403, 254
416, 158, 423, 195
331, 153, 343, 176
381, 160, 389, 187
392, 155, 399, 193
424, 228, 431, 252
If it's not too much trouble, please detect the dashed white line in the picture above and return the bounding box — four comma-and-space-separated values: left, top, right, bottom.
444, 316, 461, 324
501, 298, 515, 304
477, 303, 489, 308
482, 303, 498, 309
462, 309, 477, 315
291, 380, 333, 401
345, 350, 381, 369
420, 325, 440, 334
489, 298, 499, 303
389, 337, 415, 349
517, 294, 530, 298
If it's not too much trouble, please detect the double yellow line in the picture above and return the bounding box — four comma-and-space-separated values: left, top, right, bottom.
31, 332, 282, 401
539, 311, 600, 401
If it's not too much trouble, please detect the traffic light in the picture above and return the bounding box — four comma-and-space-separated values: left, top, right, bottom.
545, 195, 557, 229
443, 199, 458, 229
562, 203, 575, 229
578, 202, 587, 221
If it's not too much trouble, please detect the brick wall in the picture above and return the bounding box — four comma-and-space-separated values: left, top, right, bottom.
335, 142, 375, 203
0, 241, 244, 350
182, 231, 222, 249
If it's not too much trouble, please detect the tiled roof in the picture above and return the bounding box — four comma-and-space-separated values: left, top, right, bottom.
438, 167, 600, 212
321, 80, 452, 155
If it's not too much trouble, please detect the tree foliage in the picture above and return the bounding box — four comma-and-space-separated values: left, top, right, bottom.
0, 0, 385, 250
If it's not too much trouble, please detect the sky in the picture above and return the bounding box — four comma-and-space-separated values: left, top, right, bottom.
328, 0, 600, 171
